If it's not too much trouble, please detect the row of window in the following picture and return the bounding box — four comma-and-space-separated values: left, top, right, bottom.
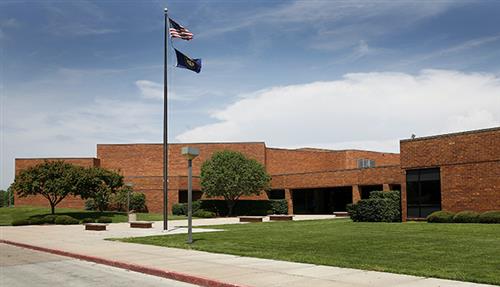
177, 167, 442, 220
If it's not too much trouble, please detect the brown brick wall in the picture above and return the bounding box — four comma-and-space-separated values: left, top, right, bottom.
400, 127, 500, 220
14, 158, 99, 210
400, 127, 500, 169
271, 165, 401, 189
14, 143, 404, 214
266, 148, 346, 175
344, 150, 400, 169
441, 162, 500, 212
97, 142, 266, 177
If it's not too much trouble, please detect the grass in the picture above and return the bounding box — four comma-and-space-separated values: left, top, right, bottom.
116, 219, 500, 285
0, 206, 187, 225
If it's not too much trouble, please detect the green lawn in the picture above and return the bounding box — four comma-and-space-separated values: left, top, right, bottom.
116, 219, 500, 285
0, 206, 187, 225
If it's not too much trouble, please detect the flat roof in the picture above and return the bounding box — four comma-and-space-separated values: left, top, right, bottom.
16, 157, 98, 160
400, 126, 500, 143
97, 141, 266, 146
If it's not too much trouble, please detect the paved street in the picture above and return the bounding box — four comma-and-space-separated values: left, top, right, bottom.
0, 244, 197, 287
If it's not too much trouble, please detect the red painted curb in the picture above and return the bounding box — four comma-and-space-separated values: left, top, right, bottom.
1, 239, 248, 287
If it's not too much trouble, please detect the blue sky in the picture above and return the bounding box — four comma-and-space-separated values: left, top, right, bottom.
1, 0, 500, 189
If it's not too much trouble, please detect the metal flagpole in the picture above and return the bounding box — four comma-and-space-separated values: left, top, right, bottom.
163, 7, 169, 231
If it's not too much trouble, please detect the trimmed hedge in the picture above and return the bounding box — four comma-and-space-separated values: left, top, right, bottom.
427, 210, 500, 224
11, 219, 31, 226
97, 216, 112, 223
479, 211, 500, 223
347, 190, 401, 222
172, 201, 202, 216
453, 211, 480, 223
427, 211, 455, 223
54, 215, 79, 225
81, 218, 95, 224
200, 199, 287, 216
173, 199, 288, 216
43, 215, 57, 224
29, 217, 45, 225
270, 200, 288, 215
172, 203, 185, 215
193, 210, 217, 218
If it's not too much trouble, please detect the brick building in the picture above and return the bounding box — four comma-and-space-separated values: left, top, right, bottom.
14, 127, 500, 220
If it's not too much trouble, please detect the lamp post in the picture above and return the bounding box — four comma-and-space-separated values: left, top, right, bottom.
125, 183, 133, 214
181, 146, 199, 244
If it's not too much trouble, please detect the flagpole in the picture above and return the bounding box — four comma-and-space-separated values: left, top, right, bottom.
163, 7, 169, 231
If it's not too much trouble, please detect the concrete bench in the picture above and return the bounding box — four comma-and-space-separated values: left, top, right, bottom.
239, 216, 265, 223
333, 211, 349, 217
129, 221, 153, 228
85, 223, 107, 231
269, 215, 294, 221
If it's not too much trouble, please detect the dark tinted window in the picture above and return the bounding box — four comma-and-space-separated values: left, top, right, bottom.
267, 189, 285, 199
406, 168, 441, 219
178, 190, 203, 203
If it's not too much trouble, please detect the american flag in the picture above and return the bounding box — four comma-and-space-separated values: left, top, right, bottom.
169, 18, 193, 41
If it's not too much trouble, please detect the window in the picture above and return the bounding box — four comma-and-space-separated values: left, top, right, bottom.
406, 168, 441, 219
178, 190, 203, 203
357, 159, 375, 168
267, 189, 285, 199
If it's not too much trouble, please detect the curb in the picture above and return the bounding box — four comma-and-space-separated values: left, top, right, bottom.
1, 239, 247, 287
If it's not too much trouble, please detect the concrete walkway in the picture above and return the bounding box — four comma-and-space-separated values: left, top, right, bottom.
0, 217, 495, 287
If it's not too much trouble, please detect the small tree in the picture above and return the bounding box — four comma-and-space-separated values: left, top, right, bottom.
201, 150, 271, 216
80, 167, 124, 212
11, 161, 87, 214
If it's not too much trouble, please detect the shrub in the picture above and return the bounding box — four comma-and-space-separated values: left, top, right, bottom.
11, 219, 31, 226
129, 192, 146, 212
453, 211, 480, 223
270, 199, 288, 215
54, 215, 79, 225
427, 211, 455, 223
172, 201, 202, 216
172, 203, 186, 215
97, 216, 112, 223
43, 214, 57, 224
479, 211, 500, 224
81, 218, 95, 224
200, 200, 279, 216
193, 209, 216, 218
110, 189, 147, 212
29, 217, 45, 225
348, 190, 401, 222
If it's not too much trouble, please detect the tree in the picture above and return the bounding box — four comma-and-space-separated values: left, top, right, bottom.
11, 161, 87, 214
201, 150, 271, 216
80, 167, 124, 212
0, 189, 8, 207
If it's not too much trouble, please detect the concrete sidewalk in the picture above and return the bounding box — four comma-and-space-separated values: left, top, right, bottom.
0, 217, 495, 287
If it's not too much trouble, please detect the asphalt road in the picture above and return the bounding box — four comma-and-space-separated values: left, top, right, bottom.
0, 243, 198, 287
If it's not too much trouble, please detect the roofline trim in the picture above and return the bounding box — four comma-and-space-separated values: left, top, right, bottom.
400, 126, 500, 143
97, 141, 266, 146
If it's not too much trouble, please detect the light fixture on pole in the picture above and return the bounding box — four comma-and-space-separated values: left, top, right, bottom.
125, 183, 134, 222
125, 183, 134, 214
181, 146, 199, 244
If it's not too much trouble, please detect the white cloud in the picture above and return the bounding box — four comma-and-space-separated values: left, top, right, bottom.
135, 80, 186, 101
1, 96, 163, 189
176, 70, 500, 151
136, 80, 163, 100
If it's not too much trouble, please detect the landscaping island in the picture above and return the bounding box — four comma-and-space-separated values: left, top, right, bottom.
116, 219, 500, 285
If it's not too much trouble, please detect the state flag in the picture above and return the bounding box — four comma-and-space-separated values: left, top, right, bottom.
174, 48, 201, 73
